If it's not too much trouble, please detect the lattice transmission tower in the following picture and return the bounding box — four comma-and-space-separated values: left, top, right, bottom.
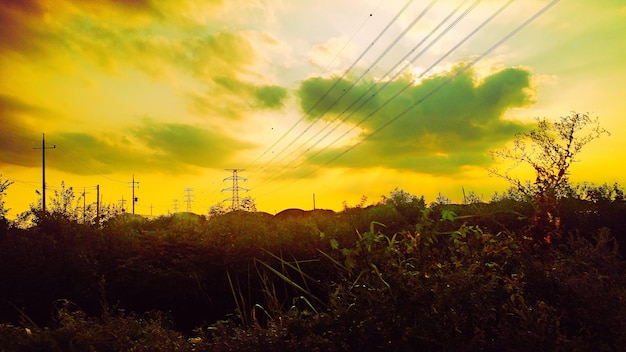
222, 169, 248, 210
184, 187, 194, 212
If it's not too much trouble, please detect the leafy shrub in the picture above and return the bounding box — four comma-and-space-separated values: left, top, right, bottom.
208, 218, 626, 351
1, 189, 625, 351
0, 303, 191, 352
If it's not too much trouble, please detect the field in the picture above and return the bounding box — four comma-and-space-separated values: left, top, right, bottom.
1, 189, 625, 351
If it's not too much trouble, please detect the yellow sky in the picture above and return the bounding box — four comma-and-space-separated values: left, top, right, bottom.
1, 0, 625, 217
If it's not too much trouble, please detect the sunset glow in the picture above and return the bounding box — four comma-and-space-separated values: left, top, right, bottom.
2, 0, 625, 217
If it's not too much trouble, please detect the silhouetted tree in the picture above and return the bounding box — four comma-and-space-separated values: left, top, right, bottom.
490, 112, 609, 243
0, 175, 12, 220
239, 196, 257, 212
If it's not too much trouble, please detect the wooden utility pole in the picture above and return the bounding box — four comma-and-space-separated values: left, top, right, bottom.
96, 185, 100, 221
33, 133, 55, 213
128, 174, 139, 214
82, 187, 90, 223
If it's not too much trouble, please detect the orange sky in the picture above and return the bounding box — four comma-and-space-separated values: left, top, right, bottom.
1, 0, 625, 217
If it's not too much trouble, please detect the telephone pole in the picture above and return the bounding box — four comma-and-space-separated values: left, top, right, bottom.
96, 185, 100, 221
33, 133, 55, 213
82, 187, 91, 223
184, 188, 194, 213
222, 169, 248, 210
128, 174, 139, 214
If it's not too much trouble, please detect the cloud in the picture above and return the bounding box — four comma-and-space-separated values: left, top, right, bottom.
0, 104, 257, 175
254, 85, 289, 109
130, 118, 256, 170
0, 0, 53, 54
0, 1, 272, 79
0, 94, 51, 168
296, 66, 536, 175
1, 1, 290, 125
308, 36, 357, 70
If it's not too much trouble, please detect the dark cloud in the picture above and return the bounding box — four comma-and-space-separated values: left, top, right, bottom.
0, 0, 51, 54
298, 76, 381, 121
0, 106, 256, 174
131, 118, 256, 170
0, 0, 159, 55
296, 66, 535, 175
0, 94, 49, 168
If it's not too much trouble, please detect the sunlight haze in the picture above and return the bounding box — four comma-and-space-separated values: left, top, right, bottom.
1, 0, 625, 217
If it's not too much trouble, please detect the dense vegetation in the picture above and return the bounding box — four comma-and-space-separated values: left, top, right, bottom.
1, 113, 623, 350
0, 185, 625, 351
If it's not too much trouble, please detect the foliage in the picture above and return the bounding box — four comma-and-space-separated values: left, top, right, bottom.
208, 216, 626, 351
0, 302, 192, 351
491, 112, 610, 242
0, 175, 13, 219
209, 196, 257, 219
0, 175, 13, 238
0, 184, 625, 351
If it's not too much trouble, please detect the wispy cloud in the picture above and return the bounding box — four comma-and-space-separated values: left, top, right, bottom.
0, 102, 257, 175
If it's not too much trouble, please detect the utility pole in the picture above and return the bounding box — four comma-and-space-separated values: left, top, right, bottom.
149, 204, 154, 217
172, 199, 179, 213
184, 188, 194, 213
313, 193, 316, 210
119, 196, 126, 212
33, 133, 55, 213
128, 174, 139, 214
82, 187, 91, 224
96, 185, 100, 221
222, 169, 248, 210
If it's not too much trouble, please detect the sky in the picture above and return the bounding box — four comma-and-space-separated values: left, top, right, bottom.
1, 0, 625, 217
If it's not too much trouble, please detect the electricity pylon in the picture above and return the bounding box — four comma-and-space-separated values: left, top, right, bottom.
184, 188, 194, 212
222, 169, 248, 210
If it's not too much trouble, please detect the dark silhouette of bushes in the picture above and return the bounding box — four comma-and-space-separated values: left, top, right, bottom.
0, 188, 625, 351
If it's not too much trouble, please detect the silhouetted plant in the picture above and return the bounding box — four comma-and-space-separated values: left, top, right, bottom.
491, 112, 610, 243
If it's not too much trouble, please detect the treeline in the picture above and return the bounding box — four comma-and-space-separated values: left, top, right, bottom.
0, 184, 625, 350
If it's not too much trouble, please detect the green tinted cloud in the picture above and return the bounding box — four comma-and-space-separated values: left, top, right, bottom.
0, 112, 256, 175
254, 85, 288, 109
131, 118, 255, 169
298, 66, 536, 175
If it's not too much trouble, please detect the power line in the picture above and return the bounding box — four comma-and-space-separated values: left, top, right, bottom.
55, 145, 127, 184
262, 0, 472, 175
252, 0, 481, 189
246, 0, 416, 172
256, 0, 440, 174
259, 0, 559, 196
